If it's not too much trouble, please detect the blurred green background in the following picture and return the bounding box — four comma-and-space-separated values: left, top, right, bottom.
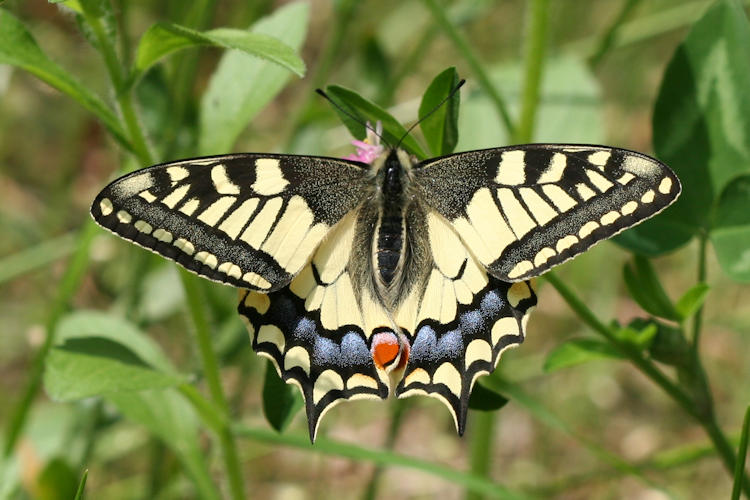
1, 0, 749, 499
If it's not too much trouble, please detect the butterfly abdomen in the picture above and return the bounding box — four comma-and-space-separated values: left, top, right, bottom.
374, 150, 408, 289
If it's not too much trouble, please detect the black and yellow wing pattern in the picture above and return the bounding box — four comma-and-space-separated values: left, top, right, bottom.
92, 144, 679, 441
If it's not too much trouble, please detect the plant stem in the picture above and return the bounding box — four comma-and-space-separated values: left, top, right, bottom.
692, 233, 708, 348
362, 401, 408, 500
732, 405, 750, 500
2, 221, 97, 457
422, 0, 515, 138
466, 412, 496, 500
180, 272, 245, 500
544, 271, 750, 495
514, 0, 549, 144
233, 425, 528, 500
588, 0, 643, 67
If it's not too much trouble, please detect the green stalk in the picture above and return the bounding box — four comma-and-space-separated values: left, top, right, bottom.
466, 412, 496, 500
732, 405, 750, 500
514, 0, 549, 144
179, 272, 245, 500
2, 221, 97, 457
544, 271, 750, 494
0, 232, 76, 285
362, 401, 409, 500
85, 8, 247, 497
588, 0, 643, 67
422, 0, 515, 138
233, 425, 528, 500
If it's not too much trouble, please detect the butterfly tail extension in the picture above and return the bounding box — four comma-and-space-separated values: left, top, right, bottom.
395, 278, 536, 434
238, 288, 389, 442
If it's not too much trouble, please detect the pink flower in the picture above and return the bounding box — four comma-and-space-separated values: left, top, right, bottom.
345, 121, 384, 164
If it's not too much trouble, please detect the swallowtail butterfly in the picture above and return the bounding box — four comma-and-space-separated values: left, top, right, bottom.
91, 133, 680, 440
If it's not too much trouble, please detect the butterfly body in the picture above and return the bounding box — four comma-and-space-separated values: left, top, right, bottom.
92, 143, 679, 440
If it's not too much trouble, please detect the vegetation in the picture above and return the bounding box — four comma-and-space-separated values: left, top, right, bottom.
0, 0, 748, 498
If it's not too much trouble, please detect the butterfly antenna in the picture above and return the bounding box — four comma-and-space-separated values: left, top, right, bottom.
395, 79, 466, 150
315, 88, 387, 146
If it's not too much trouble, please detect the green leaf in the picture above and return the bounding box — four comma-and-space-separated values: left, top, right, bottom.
419, 67, 460, 156
732, 404, 750, 500
56, 310, 176, 373
199, 1, 309, 155
543, 338, 624, 372
622, 256, 680, 321
262, 360, 303, 432
34, 458, 79, 500
621, 0, 750, 254
74, 470, 88, 500
324, 85, 428, 159
468, 382, 508, 411
0, 9, 127, 146
106, 389, 221, 500
132, 22, 304, 87
615, 320, 659, 350
675, 282, 710, 319
457, 55, 603, 151
44, 337, 184, 401
648, 321, 690, 368
711, 175, 750, 282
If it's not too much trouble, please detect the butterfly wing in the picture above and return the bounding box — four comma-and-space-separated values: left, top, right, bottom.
412, 144, 681, 281
91, 154, 369, 291
391, 206, 537, 434
238, 207, 398, 441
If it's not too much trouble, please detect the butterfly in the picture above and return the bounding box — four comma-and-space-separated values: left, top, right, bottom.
91, 139, 680, 441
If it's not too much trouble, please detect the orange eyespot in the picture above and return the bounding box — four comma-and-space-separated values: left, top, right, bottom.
371, 331, 400, 370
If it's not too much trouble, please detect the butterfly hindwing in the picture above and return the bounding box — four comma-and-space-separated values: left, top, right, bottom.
393, 209, 537, 433
237, 210, 393, 441
91, 154, 369, 291
413, 145, 681, 281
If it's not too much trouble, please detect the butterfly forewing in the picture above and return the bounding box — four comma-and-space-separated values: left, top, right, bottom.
91, 154, 370, 291
413, 144, 681, 281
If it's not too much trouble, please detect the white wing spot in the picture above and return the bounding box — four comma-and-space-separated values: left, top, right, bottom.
117, 210, 131, 224
167, 166, 189, 183
433, 363, 462, 396
491, 316, 519, 344
465, 339, 492, 369
508, 282, 532, 307
618, 172, 636, 185
621, 201, 638, 215
538, 153, 567, 183
404, 368, 431, 387
134, 220, 152, 234
542, 185, 577, 212
600, 211, 621, 225
588, 151, 611, 168
252, 158, 288, 195
586, 170, 615, 192
579, 221, 600, 238
197, 196, 236, 226
152, 228, 173, 243
174, 238, 195, 255
576, 183, 597, 201
555, 234, 578, 253
284, 346, 311, 375
195, 251, 218, 269
507, 260, 533, 280
139, 190, 157, 203
242, 271, 272, 290
257, 324, 285, 352
641, 190, 655, 203
494, 150, 526, 185
162, 184, 190, 209
346, 374, 379, 390
211, 164, 241, 195
313, 369, 345, 404
658, 177, 673, 194
179, 198, 200, 216
99, 198, 113, 215
217, 262, 242, 279
533, 247, 556, 267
